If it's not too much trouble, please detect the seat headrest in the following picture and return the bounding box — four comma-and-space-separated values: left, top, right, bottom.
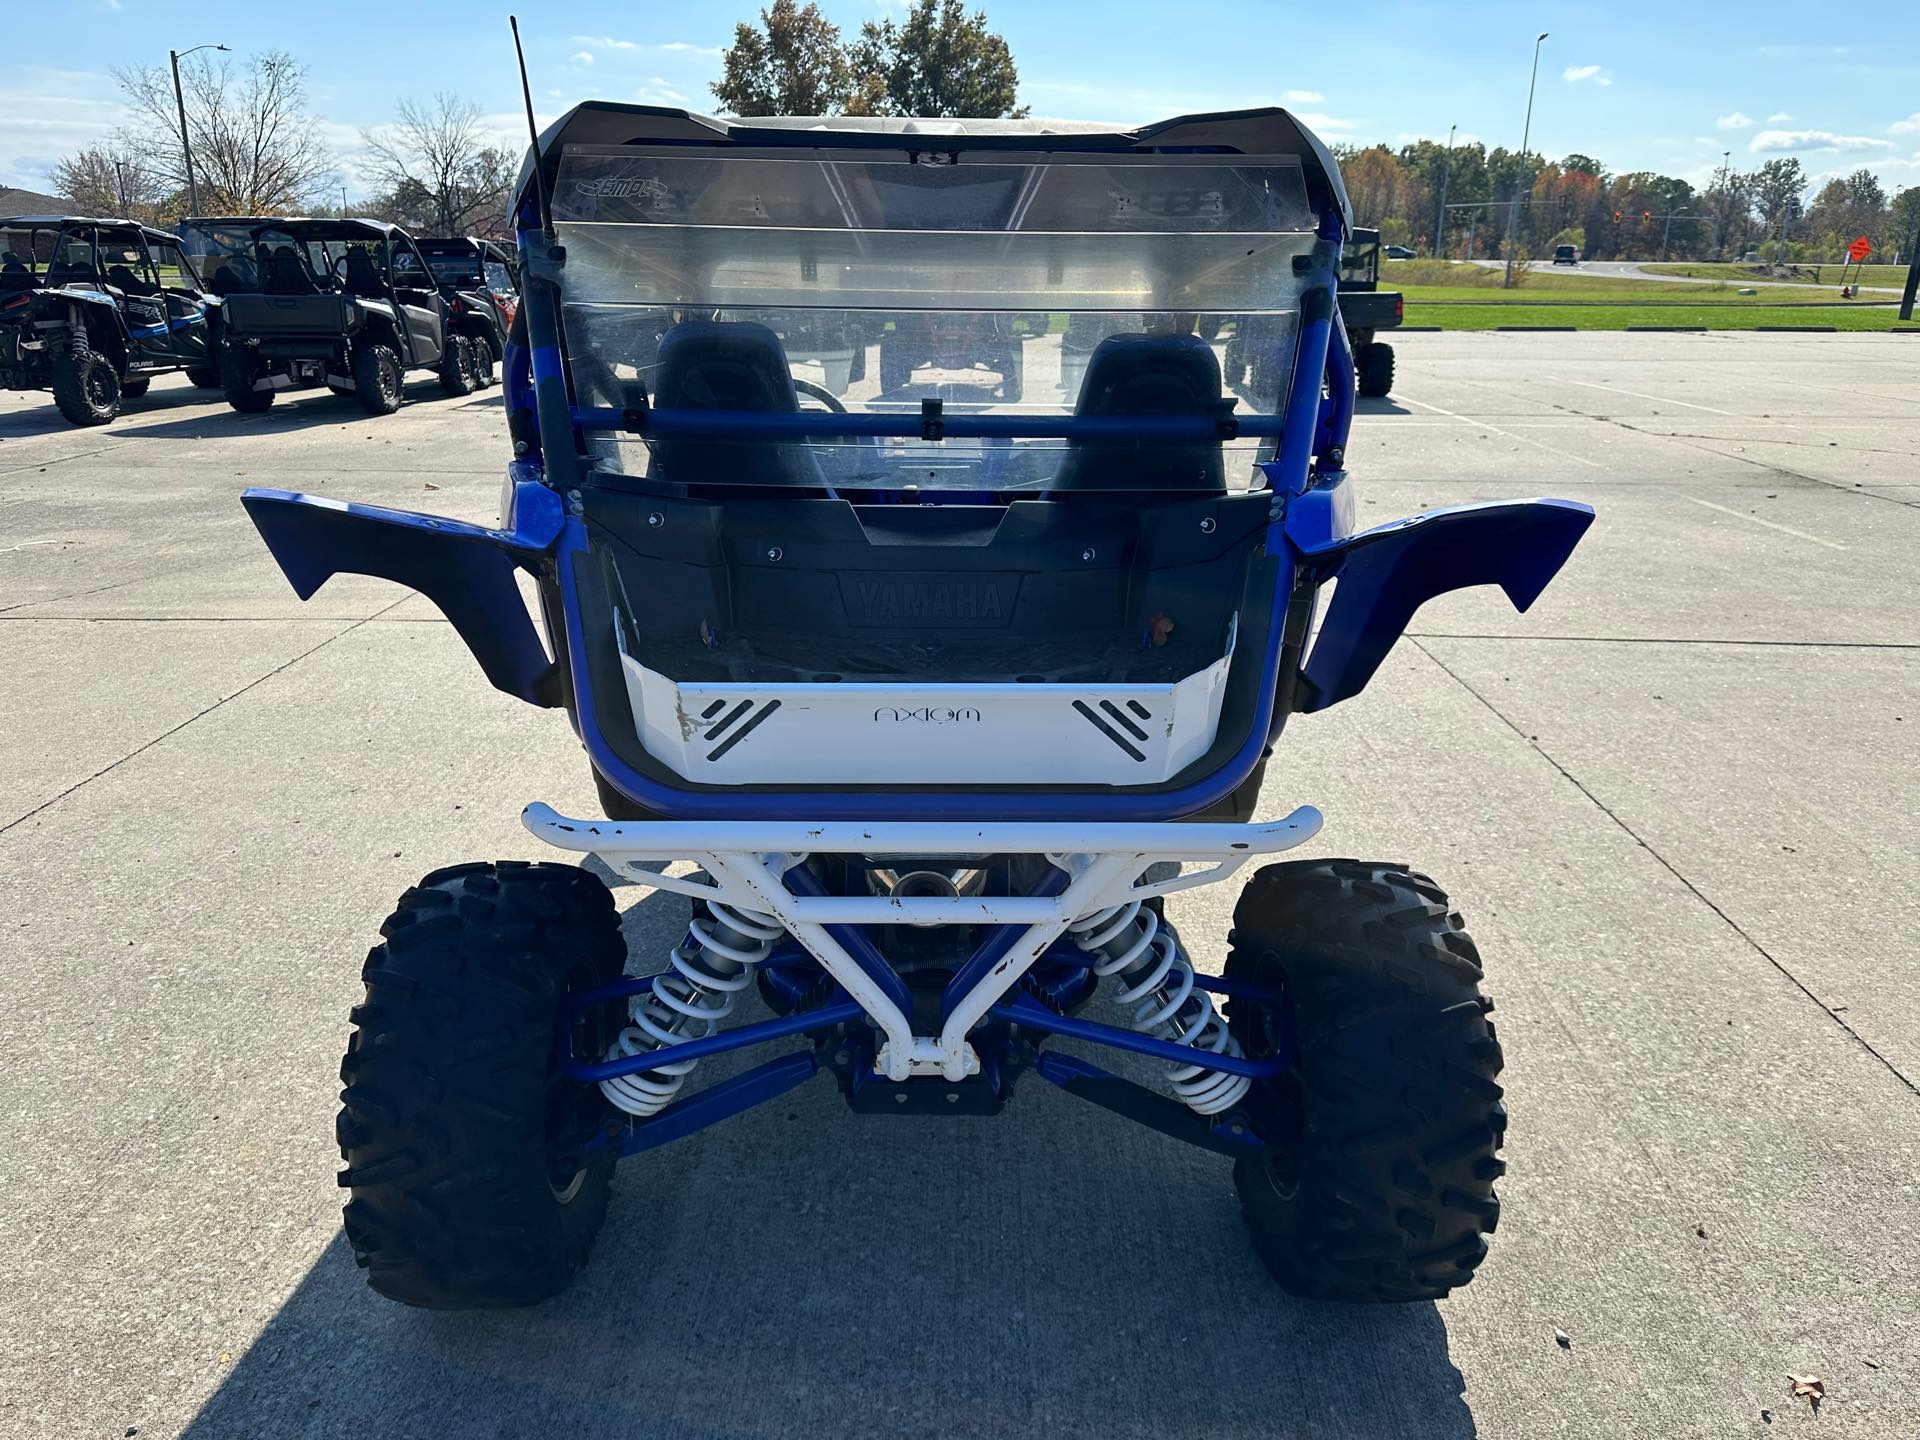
652, 320, 798, 412
1072, 332, 1224, 416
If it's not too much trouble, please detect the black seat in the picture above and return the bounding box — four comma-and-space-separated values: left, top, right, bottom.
1050, 332, 1229, 497
265, 246, 317, 296
646, 321, 822, 491
342, 247, 384, 298
0, 257, 36, 293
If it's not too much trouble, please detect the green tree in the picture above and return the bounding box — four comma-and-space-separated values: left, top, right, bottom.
711, 0, 855, 117
1750, 157, 1808, 249
850, 0, 1027, 118
1891, 186, 1920, 261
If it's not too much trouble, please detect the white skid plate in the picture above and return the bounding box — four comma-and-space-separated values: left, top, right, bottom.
619, 644, 1234, 786
523, 801, 1323, 1082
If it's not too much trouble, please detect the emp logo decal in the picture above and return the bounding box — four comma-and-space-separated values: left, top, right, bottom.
873, 706, 982, 723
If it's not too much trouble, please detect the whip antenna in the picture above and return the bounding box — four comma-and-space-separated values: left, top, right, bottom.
509, 16, 551, 231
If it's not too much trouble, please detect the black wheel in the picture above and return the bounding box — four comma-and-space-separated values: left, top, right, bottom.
50, 339, 121, 425
1357, 341, 1396, 398
221, 346, 274, 413
119, 376, 152, 398
468, 333, 496, 387
337, 861, 627, 1309
439, 334, 477, 397
353, 341, 403, 414
1224, 860, 1505, 1303
186, 364, 221, 390
994, 341, 1024, 403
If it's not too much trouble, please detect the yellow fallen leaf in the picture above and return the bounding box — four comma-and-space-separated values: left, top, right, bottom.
1787, 1374, 1824, 1407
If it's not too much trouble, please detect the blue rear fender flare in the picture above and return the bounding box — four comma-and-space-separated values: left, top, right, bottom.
240, 479, 565, 706
1287, 497, 1595, 712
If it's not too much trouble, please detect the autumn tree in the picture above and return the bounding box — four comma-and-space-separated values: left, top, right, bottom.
51, 143, 170, 224
849, 0, 1026, 118
107, 49, 335, 216
362, 95, 515, 237
712, 1, 859, 117
1749, 157, 1809, 250
712, 0, 1024, 118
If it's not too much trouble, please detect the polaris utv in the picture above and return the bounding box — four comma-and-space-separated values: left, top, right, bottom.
244, 104, 1591, 1311
403, 235, 523, 385
1, 215, 220, 425
191, 217, 480, 415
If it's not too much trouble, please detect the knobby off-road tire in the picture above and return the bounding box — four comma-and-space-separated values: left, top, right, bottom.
220, 346, 273, 413
438, 334, 477, 397
50, 339, 120, 425
1225, 860, 1505, 1302
119, 376, 151, 398
1357, 341, 1396, 398
337, 861, 627, 1308
353, 341, 402, 414
186, 363, 222, 390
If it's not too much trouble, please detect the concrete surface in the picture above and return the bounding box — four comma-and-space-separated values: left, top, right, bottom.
1, 335, 1917, 1439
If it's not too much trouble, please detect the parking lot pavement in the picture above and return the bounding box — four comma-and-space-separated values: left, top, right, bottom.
2, 334, 1916, 1439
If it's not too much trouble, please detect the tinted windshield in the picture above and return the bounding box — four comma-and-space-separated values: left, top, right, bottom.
552, 148, 1319, 493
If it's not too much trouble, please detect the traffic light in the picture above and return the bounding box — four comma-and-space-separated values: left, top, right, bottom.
1613, 209, 1622, 221
1643, 210, 1651, 222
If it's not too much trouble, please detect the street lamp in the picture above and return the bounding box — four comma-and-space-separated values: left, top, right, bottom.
1433, 123, 1457, 260
169, 42, 229, 218
1502, 31, 1549, 289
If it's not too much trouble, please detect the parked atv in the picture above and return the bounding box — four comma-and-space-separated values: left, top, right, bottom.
188, 217, 478, 415
404, 236, 523, 385
1336, 226, 1404, 398
0, 215, 221, 425
245, 102, 1592, 1312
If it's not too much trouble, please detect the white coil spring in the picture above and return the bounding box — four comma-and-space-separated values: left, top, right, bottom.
600, 899, 786, 1117
1068, 897, 1252, 1116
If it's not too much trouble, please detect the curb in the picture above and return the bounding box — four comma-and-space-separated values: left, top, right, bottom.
1494, 326, 1578, 332
1752, 325, 1838, 333
1397, 326, 1443, 332
1626, 326, 1708, 332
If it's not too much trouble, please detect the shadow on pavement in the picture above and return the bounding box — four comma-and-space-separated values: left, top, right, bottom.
180, 884, 1475, 1440
1355, 396, 1413, 417
0, 381, 215, 437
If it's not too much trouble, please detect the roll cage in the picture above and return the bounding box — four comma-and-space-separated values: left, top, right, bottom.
243, 105, 1592, 824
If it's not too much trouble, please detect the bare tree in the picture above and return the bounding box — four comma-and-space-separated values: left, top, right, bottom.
112, 49, 337, 216
51, 143, 170, 223
361, 95, 515, 237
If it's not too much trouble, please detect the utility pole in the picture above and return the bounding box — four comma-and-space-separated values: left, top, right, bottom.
168, 42, 227, 218
1503, 32, 1549, 288
1432, 123, 1457, 260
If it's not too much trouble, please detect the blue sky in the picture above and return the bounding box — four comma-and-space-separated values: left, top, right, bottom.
4, 0, 1918, 201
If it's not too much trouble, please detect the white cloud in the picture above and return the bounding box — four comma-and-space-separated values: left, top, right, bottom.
1750, 128, 1897, 154
569, 35, 722, 60
1716, 112, 1753, 129
1766, 112, 1792, 123
1562, 64, 1612, 86
571, 51, 594, 66
1891, 113, 1920, 134
638, 79, 690, 106
1295, 111, 1354, 132
571, 34, 640, 50
1282, 89, 1324, 104
658, 42, 724, 57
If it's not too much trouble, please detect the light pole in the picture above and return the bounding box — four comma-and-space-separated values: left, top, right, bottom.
1432, 123, 1457, 259
168, 42, 228, 218
1502, 31, 1549, 288
1714, 149, 1732, 256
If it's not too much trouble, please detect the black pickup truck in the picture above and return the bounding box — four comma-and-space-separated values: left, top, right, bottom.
182, 217, 478, 415
1338, 226, 1404, 398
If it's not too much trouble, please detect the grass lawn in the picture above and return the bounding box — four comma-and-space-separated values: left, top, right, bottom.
1403, 301, 1909, 332
1641, 261, 1913, 289
1382, 257, 1912, 329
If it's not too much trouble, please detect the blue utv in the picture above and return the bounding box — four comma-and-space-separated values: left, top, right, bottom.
244, 104, 1593, 1309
